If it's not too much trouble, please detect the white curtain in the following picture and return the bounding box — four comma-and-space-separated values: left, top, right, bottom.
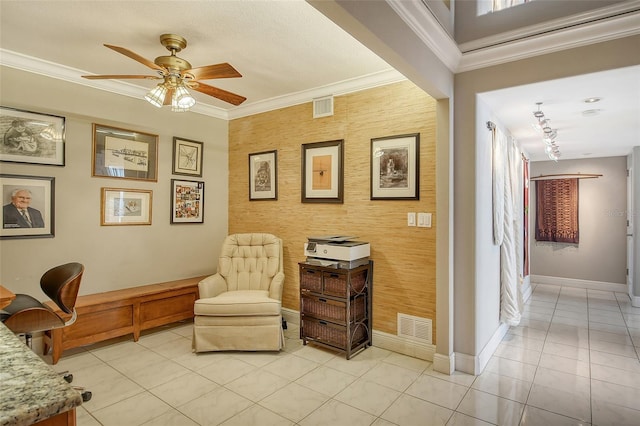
493, 127, 523, 326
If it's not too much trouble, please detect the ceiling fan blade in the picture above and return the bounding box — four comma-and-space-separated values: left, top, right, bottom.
184, 63, 242, 80
191, 82, 246, 106
104, 44, 165, 72
81, 74, 161, 80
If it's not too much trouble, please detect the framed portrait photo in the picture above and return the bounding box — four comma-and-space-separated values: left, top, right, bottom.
1, 174, 55, 239
0, 106, 65, 166
101, 187, 152, 226
172, 137, 203, 177
171, 179, 205, 224
371, 133, 420, 200
92, 124, 158, 182
249, 150, 277, 201
301, 140, 343, 203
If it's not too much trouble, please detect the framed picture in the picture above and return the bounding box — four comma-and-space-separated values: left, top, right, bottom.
172, 137, 203, 177
249, 150, 277, 200
1, 174, 55, 239
171, 179, 205, 224
0, 106, 65, 166
92, 124, 158, 182
371, 133, 420, 200
301, 140, 344, 203
100, 187, 152, 226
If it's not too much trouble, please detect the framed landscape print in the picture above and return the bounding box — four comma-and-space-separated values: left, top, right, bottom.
249, 150, 277, 201
1, 174, 55, 239
100, 187, 152, 226
171, 179, 204, 224
92, 124, 158, 182
0, 106, 65, 166
172, 137, 203, 177
301, 140, 343, 203
371, 133, 420, 200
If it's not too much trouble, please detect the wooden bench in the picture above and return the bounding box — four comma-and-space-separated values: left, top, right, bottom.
44, 275, 207, 364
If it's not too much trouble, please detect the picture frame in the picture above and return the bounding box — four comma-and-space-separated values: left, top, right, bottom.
249, 150, 277, 201
371, 133, 420, 200
100, 187, 152, 226
0, 106, 65, 166
301, 140, 344, 203
172, 137, 203, 177
92, 123, 158, 182
171, 179, 205, 224
1, 174, 55, 239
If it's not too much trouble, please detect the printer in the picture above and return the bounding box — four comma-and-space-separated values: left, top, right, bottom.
304, 235, 370, 269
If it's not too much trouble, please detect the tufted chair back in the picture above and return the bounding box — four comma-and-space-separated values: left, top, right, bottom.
217, 233, 283, 292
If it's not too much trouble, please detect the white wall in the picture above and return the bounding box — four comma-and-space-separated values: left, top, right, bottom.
530, 157, 628, 285
0, 67, 229, 299
633, 147, 640, 304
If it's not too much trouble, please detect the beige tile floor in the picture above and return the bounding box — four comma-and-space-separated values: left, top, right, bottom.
43, 283, 640, 426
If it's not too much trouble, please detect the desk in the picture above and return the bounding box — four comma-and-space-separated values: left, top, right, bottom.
0, 322, 82, 426
0, 285, 16, 309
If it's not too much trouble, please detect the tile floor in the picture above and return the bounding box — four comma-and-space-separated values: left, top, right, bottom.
42, 283, 640, 426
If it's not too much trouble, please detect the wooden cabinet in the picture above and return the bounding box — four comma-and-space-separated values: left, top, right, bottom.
299, 260, 372, 359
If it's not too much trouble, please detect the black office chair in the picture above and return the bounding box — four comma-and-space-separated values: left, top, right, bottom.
1, 262, 91, 401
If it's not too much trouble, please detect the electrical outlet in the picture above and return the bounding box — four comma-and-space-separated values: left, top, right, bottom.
408, 212, 416, 226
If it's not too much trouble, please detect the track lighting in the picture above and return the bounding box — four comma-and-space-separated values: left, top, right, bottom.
533, 102, 561, 161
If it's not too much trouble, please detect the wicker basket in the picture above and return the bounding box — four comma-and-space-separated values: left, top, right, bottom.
303, 318, 368, 349
302, 295, 365, 324
323, 270, 367, 297
300, 267, 322, 293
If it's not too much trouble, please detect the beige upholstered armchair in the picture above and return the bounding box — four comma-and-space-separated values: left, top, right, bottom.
192, 233, 285, 352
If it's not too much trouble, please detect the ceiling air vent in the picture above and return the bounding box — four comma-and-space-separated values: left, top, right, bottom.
397, 313, 432, 344
313, 95, 334, 118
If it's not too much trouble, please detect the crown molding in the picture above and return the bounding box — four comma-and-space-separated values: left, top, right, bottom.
1, 48, 405, 121
386, 0, 461, 72
457, 10, 640, 72
227, 69, 406, 120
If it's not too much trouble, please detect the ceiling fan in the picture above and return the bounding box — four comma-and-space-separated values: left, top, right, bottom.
82, 34, 246, 110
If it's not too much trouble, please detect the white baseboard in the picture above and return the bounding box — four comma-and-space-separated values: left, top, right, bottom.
531, 275, 627, 293
455, 322, 509, 375
282, 307, 436, 363
522, 275, 533, 303
433, 352, 455, 375
630, 293, 640, 308
372, 329, 435, 361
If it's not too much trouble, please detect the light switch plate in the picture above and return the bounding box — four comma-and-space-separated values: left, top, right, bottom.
417, 212, 432, 228
408, 212, 416, 226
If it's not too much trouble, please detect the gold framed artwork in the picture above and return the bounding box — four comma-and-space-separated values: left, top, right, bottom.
0, 106, 65, 166
301, 140, 343, 203
249, 150, 277, 201
370, 133, 420, 200
172, 137, 203, 177
1, 174, 55, 239
100, 187, 152, 226
92, 124, 158, 182
171, 179, 204, 224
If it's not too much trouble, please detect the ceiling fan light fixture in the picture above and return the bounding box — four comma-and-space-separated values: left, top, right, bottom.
145, 84, 168, 108
173, 84, 196, 111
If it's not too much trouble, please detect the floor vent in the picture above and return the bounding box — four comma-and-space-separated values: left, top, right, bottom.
313, 95, 333, 118
397, 313, 432, 344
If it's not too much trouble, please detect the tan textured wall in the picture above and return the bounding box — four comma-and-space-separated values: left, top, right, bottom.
229, 81, 437, 338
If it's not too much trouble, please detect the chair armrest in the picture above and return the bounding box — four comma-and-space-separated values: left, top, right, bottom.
198, 274, 227, 299
268, 272, 285, 301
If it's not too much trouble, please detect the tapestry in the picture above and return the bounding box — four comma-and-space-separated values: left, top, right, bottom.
535, 178, 579, 244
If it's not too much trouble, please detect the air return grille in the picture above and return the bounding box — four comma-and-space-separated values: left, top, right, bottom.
313, 95, 334, 118
397, 313, 432, 344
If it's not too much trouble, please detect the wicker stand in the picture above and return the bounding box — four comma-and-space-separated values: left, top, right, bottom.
299, 260, 373, 359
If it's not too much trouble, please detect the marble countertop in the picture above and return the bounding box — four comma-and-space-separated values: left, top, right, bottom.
0, 323, 82, 426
